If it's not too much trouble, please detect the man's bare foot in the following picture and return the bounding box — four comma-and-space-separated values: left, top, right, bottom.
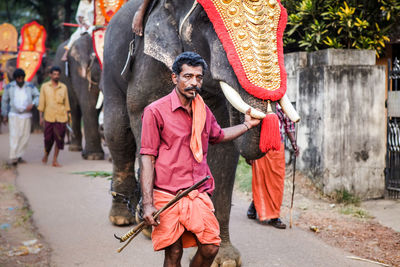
52, 161, 62, 167
42, 155, 48, 164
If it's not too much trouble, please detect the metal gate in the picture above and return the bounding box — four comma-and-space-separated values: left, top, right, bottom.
386, 58, 400, 198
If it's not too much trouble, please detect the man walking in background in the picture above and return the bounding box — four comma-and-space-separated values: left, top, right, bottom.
38, 66, 70, 167
1, 68, 40, 165
247, 103, 299, 229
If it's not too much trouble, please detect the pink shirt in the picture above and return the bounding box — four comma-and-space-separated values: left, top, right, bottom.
140, 90, 225, 195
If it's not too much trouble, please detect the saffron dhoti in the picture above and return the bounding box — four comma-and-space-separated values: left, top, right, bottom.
252, 142, 285, 221
152, 189, 221, 251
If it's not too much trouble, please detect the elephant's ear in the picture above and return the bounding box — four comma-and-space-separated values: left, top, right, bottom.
144, 0, 183, 70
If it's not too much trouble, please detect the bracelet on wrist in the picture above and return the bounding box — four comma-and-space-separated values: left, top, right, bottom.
243, 123, 250, 130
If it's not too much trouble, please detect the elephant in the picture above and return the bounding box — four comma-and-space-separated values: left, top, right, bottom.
53, 33, 104, 160
102, 0, 298, 265
4, 56, 51, 86
4, 56, 52, 132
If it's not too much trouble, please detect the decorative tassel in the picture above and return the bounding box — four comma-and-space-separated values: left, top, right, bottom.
259, 101, 281, 152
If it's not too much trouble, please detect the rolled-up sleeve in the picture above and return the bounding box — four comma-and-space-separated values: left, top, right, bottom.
208, 113, 224, 144
140, 107, 161, 156
64, 86, 70, 112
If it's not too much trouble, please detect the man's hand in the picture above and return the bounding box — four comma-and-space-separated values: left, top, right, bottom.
40, 117, 44, 127
287, 131, 299, 157
292, 143, 300, 157
2, 116, 8, 124
244, 108, 262, 129
142, 203, 159, 226
25, 104, 34, 112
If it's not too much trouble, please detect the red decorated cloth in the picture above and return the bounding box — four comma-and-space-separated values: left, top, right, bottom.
17, 21, 46, 82
197, 0, 287, 102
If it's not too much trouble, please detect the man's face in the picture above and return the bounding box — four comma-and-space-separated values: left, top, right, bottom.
50, 71, 61, 83
15, 76, 25, 87
172, 64, 203, 100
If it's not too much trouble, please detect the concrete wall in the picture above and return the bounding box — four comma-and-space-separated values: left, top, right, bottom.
284, 49, 386, 199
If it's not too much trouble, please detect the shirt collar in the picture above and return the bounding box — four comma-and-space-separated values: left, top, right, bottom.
50, 81, 62, 89
12, 81, 26, 90
170, 88, 184, 112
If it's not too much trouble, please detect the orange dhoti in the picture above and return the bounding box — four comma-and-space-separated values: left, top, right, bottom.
152, 189, 221, 251
252, 142, 285, 221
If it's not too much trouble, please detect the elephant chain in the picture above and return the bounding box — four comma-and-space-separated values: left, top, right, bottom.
110, 190, 139, 216
86, 53, 99, 91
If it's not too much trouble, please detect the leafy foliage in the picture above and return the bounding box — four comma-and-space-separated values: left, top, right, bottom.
333, 188, 361, 206
282, 0, 400, 56
234, 156, 252, 193
339, 205, 372, 219
73, 171, 112, 180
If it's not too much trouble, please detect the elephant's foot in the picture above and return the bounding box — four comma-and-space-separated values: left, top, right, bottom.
212, 241, 242, 267
82, 151, 104, 160
69, 144, 82, 151
109, 201, 135, 226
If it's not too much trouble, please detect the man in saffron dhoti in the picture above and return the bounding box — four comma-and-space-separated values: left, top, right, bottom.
140, 52, 261, 267
247, 103, 299, 229
1, 69, 40, 165
38, 66, 70, 167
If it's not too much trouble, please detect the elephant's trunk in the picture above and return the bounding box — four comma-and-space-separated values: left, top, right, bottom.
228, 102, 265, 160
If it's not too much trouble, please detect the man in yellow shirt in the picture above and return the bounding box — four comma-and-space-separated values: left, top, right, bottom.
38, 66, 70, 167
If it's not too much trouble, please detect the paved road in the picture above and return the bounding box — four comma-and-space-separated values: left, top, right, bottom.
0, 132, 374, 266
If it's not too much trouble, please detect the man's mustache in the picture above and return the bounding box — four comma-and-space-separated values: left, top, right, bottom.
184, 86, 201, 92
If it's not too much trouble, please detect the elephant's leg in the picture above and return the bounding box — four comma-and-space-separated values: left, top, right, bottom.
209, 143, 241, 267
104, 99, 138, 226
69, 95, 83, 151
80, 90, 104, 160
31, 107, 41, 132
206, 96, 242, 266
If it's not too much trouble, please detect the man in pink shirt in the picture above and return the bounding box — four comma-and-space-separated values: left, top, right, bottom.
140, 52, 261, 267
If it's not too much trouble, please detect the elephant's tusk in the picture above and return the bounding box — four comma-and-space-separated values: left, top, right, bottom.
219, 81, 266, 119
96, 91, 104, 109
279, 94, 300, 123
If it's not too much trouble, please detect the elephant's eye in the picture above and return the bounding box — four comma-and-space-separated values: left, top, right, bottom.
199, 11, 210, 23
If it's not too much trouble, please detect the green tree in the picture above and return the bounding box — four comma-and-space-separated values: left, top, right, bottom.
282, 0, 400, 56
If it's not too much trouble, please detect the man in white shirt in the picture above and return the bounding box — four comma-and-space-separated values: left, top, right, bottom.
62, 0, 94, 61
1, 69, 40, 165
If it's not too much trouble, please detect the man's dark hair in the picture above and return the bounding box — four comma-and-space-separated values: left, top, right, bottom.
13, 68, 25, 80
50, 66, 62, 74
172, 52, 208, 75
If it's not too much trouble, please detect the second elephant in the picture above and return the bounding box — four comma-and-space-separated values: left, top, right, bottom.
54, 34, 104, 160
